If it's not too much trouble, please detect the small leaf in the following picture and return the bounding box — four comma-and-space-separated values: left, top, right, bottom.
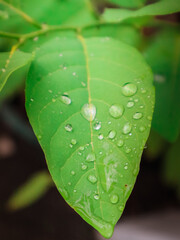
144, 28, 180, 142
25, 36, 154, 238
103, 0, 180, 23
107, 0, 147, 8
0, 50, 33, 91
6, 171, 53, 211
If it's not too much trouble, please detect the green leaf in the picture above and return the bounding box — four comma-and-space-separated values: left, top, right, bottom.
25, 36, 154, 238
163, 137, 180, 198
144, 29, 180, 142
6, 171, 53, 211
0, 65, 28, 101
107, 0, 147, 8
0, 50, 33, 91
103, 0, 180, 23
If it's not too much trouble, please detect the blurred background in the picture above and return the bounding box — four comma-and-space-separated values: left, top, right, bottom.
0, 0, 180, 240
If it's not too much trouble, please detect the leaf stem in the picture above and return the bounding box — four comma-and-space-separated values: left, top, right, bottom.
0, 31, 22, 39
0, 0, 42, 29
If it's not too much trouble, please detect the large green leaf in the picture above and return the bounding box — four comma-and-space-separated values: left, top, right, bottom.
107, 0, 147, 8
25, 36, 154, 238
144, 29, 180, 142
103, 0, 180, 23
0, 50, 32, 91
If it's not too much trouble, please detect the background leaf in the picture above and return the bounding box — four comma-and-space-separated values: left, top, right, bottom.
144, 28, 180, 142
102, 0, 180, 23
107, 0, 147, 8
25, 36, 154, 238
6, 171, 53, 211
0, 50, 32, 91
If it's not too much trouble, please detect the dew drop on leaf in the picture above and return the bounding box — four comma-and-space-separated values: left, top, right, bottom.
81, 103, 96, 121
108, 130, 116, 139
122, 83, 137, 97
88, 174, 97, 184
71, 139, 77, 145
110, 194, 119, 204
71, 170, 76, 175
133, 112, 143, 120
98, 134, 104, 140
117, 139, 124, 147
93, 121, 101, 130
122, 123, 132, 134
60, 94, 71, 105
94, 194, 100, 200
127, 101, 134, 108
86, 153, 96, 162
139, 126, 146, 132
109, 104, 124, 118
65, 124, 73, 132
81, 164, 88, 170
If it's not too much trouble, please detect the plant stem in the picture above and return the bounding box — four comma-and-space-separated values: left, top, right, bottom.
0, 31, 22, 39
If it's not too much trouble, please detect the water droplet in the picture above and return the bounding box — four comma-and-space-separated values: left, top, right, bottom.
86, 153, 96, 162
93, 122, 101, 130
98, 134, 104, 140
117, 139, 124, 147
71, 139, 77, 145
81, 82, 86, 87
94, 194, 99, 200
122, 83, 137, 97
147, 116, 152, 121
108, 130, 116, 139
108, 121, 111, 125
1, 68, 6, 73
59, 53, 63, 57
139, 126, 146, 132
127, 101, 134, 108
123, 123, 132, 134
81, 164, 87, 170
81, 103, 96, 121
68, 182, 71, 186
79, 146, 85, 151
30, 98, 34, 102
125, 148, 131, 154
119, 205, 124, 211
88, 174, 97, 184
48, 89, 53, 93
60, 94, 71, 105
110, 194, 119, 204
74, 189, 77, 193
124, 166, 128, 170
37, 135, 42, 140
141, 88, 146, 94
109, 104, 124, 119
71, 170, 76, 175
72, 72, 76, 76
65, 124, 73, 132
133, 112, 143, 120
33, 36, 39, 41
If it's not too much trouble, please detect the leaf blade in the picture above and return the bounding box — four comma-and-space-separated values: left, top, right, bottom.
25, 36, 155, 238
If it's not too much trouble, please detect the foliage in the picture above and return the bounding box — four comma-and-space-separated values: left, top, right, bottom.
0, 0, 179, 238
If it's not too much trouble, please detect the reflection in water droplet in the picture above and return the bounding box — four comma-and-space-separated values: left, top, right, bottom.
65, 124, 73, 132
123, 123, 132, 134
86, 153, 96, 162
108, 130, 116, 139
127, 101, 134, 108
71, 170, 75, 175
117, 139, 124, 147
98, 134, 104, 140
88, 174, 97, 184
133, 112, 143, 120
125, 148, 131, 154
109, 104, 124, 119
71, 139, 77, 145
81, 164, 88, 170
81, 103, 96, 121
79, 146, 85, 151
110, 194, 119, 204
93, 121, 101, 130
60, 94, 71, 105
122, 83, 137, 97
94, 194, 99, 200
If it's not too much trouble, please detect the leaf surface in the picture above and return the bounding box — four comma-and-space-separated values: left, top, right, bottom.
25, 36, 154, 238
144, 29, 180, 142
103, 0, 180, 23
0, 50, 32, 91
